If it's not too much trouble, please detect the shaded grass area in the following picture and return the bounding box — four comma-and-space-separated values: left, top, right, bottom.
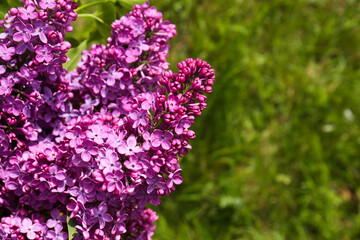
151, 0, 360, 239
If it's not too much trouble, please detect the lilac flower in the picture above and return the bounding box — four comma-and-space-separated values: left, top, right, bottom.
39, 0, 57, 10
42, 164, 66, 187
46, 208, 67, 228
68, 178, 96, 204
35, 44, 53, 63
129, 110, 148, 128
100, 64, 123, 86
166, 93, 180, 113
80, 94, 100, 113
19, 218, 42, 239
117, 135, 142, 156
65, 125, 86, 148
105, 170, 124, 193
129, 18, 145, 36
167, 169, 183, 188
151, 130, 173, 150
0, 65, 5, 74
125, 47, 141, 63
0, 1, 215, 239
2, 95, 24, 116
129, 35, 149, 51
33, 20, 52, 43
46, 224, 68, 240
0, 43, 15, 61
124, 155, 142, 171
99, 148, 121, 174
174, 118, 191, 135
18, 4, 38, 21
75, 140, 98, 162
86, 124, 108, 145
90, 202, 113, 229
0, 77, 13, 96
16, 41, 34, 54
13, 21, 34, 42
0, 129, 10, 149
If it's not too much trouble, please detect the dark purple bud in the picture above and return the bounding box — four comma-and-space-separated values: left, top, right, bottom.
17, 140, 26, 149
58, 84, 67, 91
29, 92, 40, 103
159, 77, 168, 86
41, 164, 49, 172
177, 61, 186, 70
8, 132, 16, 140
60, 41, 71, 52
48, 30, 58, 39
205, 86, 212, 94
7, 117, 17, 125
38, 10, 48, 20
207, 78, 215, 86
55, 12, 65, 21
72, 2, 79, 9
10, 8, 18, 16
57, 0, 66, 7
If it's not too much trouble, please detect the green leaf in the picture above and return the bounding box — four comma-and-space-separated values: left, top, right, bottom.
117, 0, 146, 9
96, 2, 116, 39
63, 40, 87, 71
6, 0, 21, 7
67, 211, 78, 240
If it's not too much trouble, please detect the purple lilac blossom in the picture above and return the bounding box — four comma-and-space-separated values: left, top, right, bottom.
0, 1, 215, 239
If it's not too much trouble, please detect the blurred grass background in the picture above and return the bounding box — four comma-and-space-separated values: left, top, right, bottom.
2, 0, 360, 239
151, 0, 360, 239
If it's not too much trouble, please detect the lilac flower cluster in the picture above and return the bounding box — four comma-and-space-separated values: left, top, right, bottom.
0, 1, 215, 239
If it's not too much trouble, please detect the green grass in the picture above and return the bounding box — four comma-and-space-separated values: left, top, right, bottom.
150, 0, 360, 239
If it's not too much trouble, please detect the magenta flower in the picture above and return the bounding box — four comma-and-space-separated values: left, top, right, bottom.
86, 124, 108, 145
100, 64, 123, 86
80, 94, 100, 114
0, 43, 15, 61
90, 202, 113, 229
39, 0, 57, 10
105, 170, 124, 193
46, 224, 68, 240
13, 22, 35, 42
124, 155, 142, 171
129, 110, 148, 128
46, 208, 66, 229
167, 169, 183, 188
151, 130, 173, 150
18, 4, 38, 21
33, 20, 53, 43
166, 93, 180, 113
35, 44, 53, 63
174, 118, 191, 135
65, 125, 86, 148
2, 95, 24, 116
117, 135, 142, 156
19, 218, 42, 239
75, 140, 98, 162
99, 148, 121, 174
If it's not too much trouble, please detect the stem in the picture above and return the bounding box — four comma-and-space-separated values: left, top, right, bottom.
75, 0, 115, 12
77, 13, 111, 29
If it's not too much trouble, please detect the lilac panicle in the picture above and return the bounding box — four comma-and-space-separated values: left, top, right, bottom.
0, 1, 215, 239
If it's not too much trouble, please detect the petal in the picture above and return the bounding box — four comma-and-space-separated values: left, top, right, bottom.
161, 140, 171, 150
151, 139, 161, 148
127, 135, 137, 148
